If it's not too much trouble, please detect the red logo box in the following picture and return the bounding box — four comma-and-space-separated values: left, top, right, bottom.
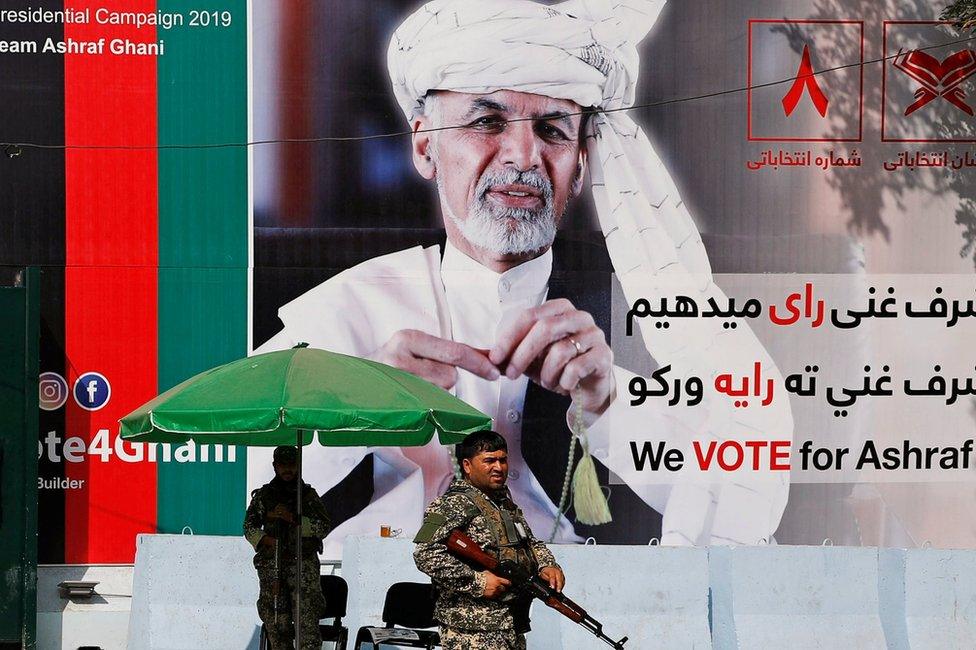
882, 21, 976, 143
748, 19, 864, 142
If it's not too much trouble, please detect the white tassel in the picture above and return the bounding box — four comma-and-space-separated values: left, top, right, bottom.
570, 392, 612, 526
572, 452, 611, 525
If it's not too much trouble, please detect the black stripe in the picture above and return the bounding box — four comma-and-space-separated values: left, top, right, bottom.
0, 2, 67, 562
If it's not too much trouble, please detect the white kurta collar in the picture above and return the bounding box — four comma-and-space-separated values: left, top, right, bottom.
440, 239, 552, 304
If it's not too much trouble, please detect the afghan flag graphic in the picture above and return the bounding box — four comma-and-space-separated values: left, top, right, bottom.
0, 0, 248, 563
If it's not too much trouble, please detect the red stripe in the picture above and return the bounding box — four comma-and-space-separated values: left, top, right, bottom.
278, 2, 314, 225
64, 0, 158, 563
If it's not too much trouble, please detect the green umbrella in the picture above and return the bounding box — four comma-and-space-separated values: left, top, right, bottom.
120, 345, 490, 445
119, 344, 491, 647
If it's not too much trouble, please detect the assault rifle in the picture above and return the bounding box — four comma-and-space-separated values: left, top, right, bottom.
445, 529, 628, 649
267, 515, 292, 624
273, 527, 282, 624
271, 520, 283, 625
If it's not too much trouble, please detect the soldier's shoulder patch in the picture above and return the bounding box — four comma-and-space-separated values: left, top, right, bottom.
413, 511, 449, 543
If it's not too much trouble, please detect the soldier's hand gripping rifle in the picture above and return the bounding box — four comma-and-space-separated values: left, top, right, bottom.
446, 530, 628, 649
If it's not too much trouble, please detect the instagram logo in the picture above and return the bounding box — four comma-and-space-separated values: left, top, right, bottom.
39, 372, 69, 411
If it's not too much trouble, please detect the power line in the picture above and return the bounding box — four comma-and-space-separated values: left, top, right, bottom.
3, 33, 975, 155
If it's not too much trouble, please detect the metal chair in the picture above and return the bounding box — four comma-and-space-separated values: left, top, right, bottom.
259, 573, 350, 649
319, 574, 349, 649
353, 582, 440, 649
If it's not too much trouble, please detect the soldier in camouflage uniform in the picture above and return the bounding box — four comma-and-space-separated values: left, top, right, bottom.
414, 431, 565, 650
244, 445, 331, 650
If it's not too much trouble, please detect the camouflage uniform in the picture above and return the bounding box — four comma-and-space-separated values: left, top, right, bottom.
244, 478, 331, 650
413, 478, 559, 650
440, 626, 526, 650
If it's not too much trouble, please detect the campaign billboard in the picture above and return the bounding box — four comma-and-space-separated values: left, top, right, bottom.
2, 0, 974, 562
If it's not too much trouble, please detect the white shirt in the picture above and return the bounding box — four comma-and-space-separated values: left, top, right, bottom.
251, 241, 788, 557
437, 241, 580, 542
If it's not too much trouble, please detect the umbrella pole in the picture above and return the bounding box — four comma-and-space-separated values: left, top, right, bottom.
295, 430, 303, 649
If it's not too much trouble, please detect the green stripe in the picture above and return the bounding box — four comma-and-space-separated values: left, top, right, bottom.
156, 0, 248, 535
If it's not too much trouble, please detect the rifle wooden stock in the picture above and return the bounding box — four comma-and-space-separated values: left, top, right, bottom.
544, 594, 582, 621
446, 529, 500, 571
443, 529, 628, 649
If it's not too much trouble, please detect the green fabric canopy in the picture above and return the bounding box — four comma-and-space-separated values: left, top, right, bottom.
119, 346, 491, 446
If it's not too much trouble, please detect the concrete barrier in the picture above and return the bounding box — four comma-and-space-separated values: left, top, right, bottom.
877, 548, 909, 650
37, 565, 133, 650
341, 535, 432, 638
126, 534, 262, 650
532, 544, 710, 650
341, 536, 711, 649
902, 548, 976, 649
118, 532, 976, 650
709, 545, 887, 649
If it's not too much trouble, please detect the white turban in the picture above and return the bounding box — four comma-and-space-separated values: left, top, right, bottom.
388, 0, 709, 277
388, 0, 793, 547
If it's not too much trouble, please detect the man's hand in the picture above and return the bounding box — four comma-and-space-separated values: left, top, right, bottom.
482, 571, 512, 599
267, 504, 295, 525
539, 566, 565, 592
490, 299, 615, 414
258, 535, 277, 550
370, 329, 501, 390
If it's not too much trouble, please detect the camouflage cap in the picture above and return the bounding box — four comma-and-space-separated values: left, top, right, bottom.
273, 445, 298, 464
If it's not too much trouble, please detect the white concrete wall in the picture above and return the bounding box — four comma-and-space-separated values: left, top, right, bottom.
532, 544, 710, 650
127, 534, 262, 650
342, 536, 430, 633
710, 545, 887, 649
343, 536, 709, 649
878, 548, 910, 650
36, 565, 134, 650
903, 548, 976, 649
38, 534, 976, 649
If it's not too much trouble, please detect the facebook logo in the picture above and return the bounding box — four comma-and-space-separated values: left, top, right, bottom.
73, 372, 111, 411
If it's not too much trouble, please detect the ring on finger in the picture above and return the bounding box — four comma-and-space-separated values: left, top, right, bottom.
568, 337, 584, 356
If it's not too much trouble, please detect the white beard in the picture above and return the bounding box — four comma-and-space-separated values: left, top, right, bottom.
437, 167, 557, 256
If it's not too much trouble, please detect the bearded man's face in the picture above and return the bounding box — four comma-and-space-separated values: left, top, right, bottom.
421, 89, 585, 257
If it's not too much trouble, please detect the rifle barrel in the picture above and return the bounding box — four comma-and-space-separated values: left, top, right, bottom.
581, 617, 627, 649
273, 536, 280, 625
